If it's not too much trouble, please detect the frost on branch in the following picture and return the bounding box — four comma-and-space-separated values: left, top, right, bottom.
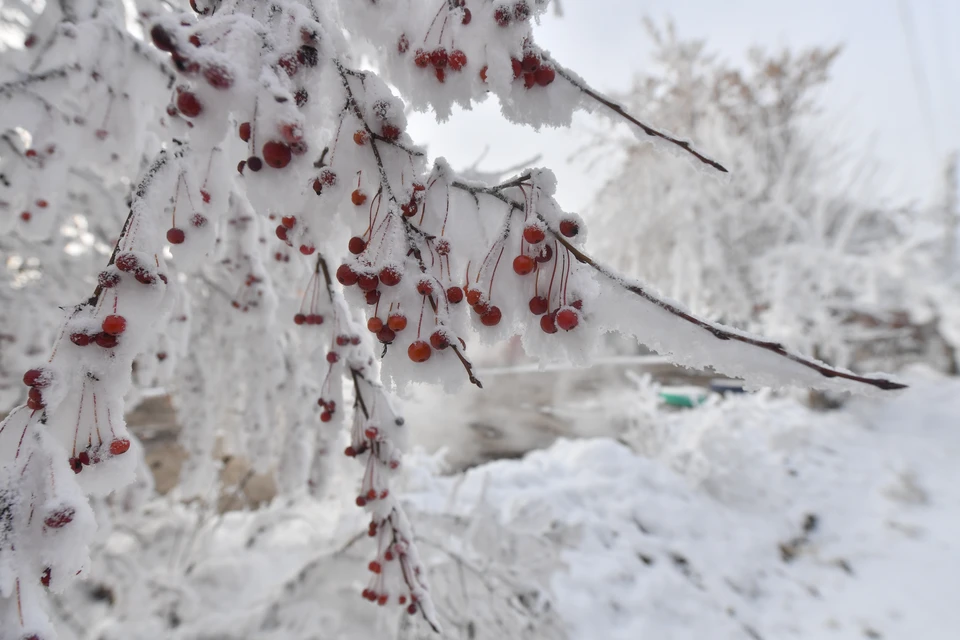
0, 0, 906, 637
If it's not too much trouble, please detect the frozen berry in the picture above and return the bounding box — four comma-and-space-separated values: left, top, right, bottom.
559, 219, 579, 237
176, 90, 202, 118
348, 236, 367, 254
262, 141, 292, 169
101, 315, 127, 336
167, 227, 185, 244
480, 306, 502, 326
523, 225, 545, 244
529, 296, 549, 315
556, 308, 579, 331
513, 255, 536, 275
408, 340, 431, 363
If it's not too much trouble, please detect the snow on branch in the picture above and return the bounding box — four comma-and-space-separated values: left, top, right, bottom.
0, 0, 905, 637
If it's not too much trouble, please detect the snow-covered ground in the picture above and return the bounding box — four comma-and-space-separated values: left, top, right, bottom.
55, 371, 959, 639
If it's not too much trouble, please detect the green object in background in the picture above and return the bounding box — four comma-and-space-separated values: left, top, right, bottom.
659, 389, 709, 408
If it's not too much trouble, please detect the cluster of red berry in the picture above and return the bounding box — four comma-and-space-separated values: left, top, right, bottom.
510, 44, 556, 89
275, 214, 316, 257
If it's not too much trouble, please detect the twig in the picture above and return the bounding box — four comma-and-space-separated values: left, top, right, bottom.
543, 54, 728, 173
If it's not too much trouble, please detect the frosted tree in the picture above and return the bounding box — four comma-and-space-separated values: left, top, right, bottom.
0, 3, 904, 638
589, 21, 955, 373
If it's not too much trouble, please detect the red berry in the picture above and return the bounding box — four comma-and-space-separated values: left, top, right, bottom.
280, 122, 302, 144
20, 212, 31, 222
101, 315, 127, 336
521, 53, 540, 73
430, 47, 448, 69
358, 273, 379, 291
150, 25, 176, 52
535, 243, 554, 263
377, 326, 396, 344
297, 45, 318, 67
116, 253, 138, 272
367, 317, 384, 333
449, 50, 467, 71
559, 219, 579, 237
326, 351, 339, 363
480, 65, 488, 82
407, 603, 418, 615
262, 141, 292, 169
351, 189, 367, 206
295, 89, 309, 107
365, 290, 380, 305
416, 280, 434, 296
466, 289, 482, 306
436, 239, 451, 255
320, 411, 332, 422
523, 225, 545, 244
95, 332, 119, 348
41, 568, 51, 587
70, 332, 93, 346
336, 264, 359, 286
275, 225, 288, 241
387, 314, 407, 332
369, 561, 382, 574
203, 64, 233, 89
414, 49, 430, 68
556, 308, 579, 331
281, 215, 296, 229
353, 130, 368, 145
513, 255, 536, 275
480, 306, 502, 326
135, 269, 156, 285
36, 199, 48, 208
462, 8, 472, 24
435, 68, 445, 83
540, 312, 558, 334
294, 313, 306, 325
524, 72, 536, 89
176, 90, 202, 118
494, 5, 512, 26
447, 286, 464, 303
23, 369, 47, 388
246, 156, 263, 172
381, 124, 401, 141
237, 160, 246, 174
166, 227, 185, 244
319, 169, 337, 186
349, 236, 367, 254
408, 340, 431, 363
200, 190, 211, 203
397, 34, 409, 54
535, 65, 556, 86
192, 213, 207, 227
44, 507, 75, 529
109, 438, 131, 455
278, 54, 299, 77
299, 244, 315, 255
379, 267, 401, 287
514, 1, 531, 20
529, 296, 549, 315
430, 331, 449, 350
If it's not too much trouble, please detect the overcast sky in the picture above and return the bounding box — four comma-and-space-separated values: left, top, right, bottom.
408, 0, 960, 212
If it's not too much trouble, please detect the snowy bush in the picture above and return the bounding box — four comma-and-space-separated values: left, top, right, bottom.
0, 3, 906, 638
589, 21, 960, 374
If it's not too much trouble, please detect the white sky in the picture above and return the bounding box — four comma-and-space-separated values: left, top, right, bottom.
407, 0, 960, 212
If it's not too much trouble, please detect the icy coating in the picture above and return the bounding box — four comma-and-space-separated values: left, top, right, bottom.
0, 1, 902, 637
